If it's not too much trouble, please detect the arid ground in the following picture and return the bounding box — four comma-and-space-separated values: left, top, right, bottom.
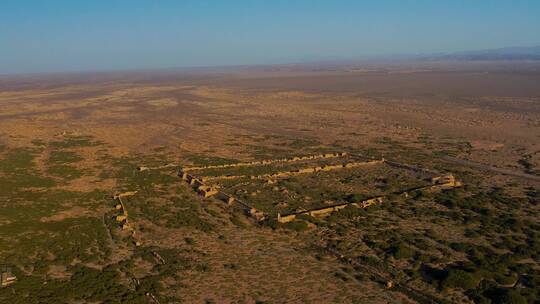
1, 61, 539, 303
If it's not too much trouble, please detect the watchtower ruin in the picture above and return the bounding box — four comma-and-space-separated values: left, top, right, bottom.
0, 265, 16, 287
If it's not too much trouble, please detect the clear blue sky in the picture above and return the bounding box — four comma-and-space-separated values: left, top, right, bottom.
1, 0, 539, 74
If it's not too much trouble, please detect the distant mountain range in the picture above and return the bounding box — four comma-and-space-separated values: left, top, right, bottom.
425, 46, 540, 61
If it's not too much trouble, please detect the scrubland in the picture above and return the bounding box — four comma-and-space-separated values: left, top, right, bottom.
0, 63, 539, 303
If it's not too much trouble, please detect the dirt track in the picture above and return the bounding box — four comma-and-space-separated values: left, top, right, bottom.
443, 155, 540, 182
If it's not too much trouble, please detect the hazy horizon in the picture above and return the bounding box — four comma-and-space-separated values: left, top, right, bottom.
2, 0, 540, 74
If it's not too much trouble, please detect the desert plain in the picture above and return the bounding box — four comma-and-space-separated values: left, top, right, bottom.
0, 61, 539, 303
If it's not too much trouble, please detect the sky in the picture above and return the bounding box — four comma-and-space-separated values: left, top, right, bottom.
1, 0, 540, 74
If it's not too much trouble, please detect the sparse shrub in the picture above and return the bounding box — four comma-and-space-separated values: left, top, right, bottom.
47, 165, 83, 180
484, 288, 527, 304
283, 220, 309, 232
265, 218, 279, 230
517, 157, 533, 173
223, 263, 237, 270
442, 269, 480, 290
230, 214, 247, 228
48, 150, 84, 164
346, 193, 367, 203
334, 271, 349, 281
494, 273, 518, 286
464, 228, 480, 238
466, 289, 491, 304
450, 242, 469, 252
297, 213, 315, 223
49, 136, 103, 148
388, 243, 415, 260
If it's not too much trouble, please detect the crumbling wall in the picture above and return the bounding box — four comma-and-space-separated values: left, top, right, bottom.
277, 196, 386, 223
275, 174, 463, 224
1, 267, 16, 287
201, 160, 384, 181
180, 170, 267, 221
113, 191, 138, 200
182, 152, 348, 171
249, 208, 266, 221
137, 163, 177, 172
179, 153, 463, 225
197, 185, 220, 198
112, 192, 141, 246
384, 160, 440, 175
277, 213, 297, 223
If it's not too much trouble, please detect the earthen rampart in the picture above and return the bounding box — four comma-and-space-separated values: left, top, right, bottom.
200, 160, 384, 182
183, 152, 348, 172
276, 174, 462, 223
178, 154, 462, 225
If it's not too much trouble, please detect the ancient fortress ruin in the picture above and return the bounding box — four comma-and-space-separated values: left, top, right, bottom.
112, 191, 141, 246
0, 265, 16, 288
177, 152, 463, 223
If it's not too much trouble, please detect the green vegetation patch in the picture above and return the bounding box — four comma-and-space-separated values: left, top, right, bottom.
0, 189, 109, 263
48, 151, 84, 164
0, 147, 40, 173
0, 265, 147, 304
0, 147, 56, 194
49, 135, 103, 149
47, 165, 83, 180
105, 157, 214, 232
135, 195, 214, 232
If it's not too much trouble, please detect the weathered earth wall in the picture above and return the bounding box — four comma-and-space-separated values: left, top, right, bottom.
179, 155, 462, 224
276, 174, 462, 223
200, 160, 384, 182
183, 152, 348, 172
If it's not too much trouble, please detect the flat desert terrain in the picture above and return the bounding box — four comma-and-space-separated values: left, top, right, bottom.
1, 62, 539, 303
